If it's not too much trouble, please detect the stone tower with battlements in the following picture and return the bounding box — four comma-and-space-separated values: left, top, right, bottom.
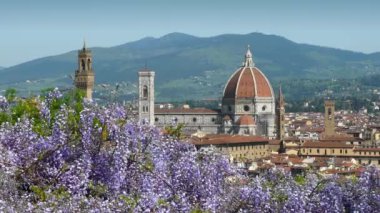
74, 42, 94, 100
324, 99, 335, 136
138, 69, 155, 125
276, 85, 285, 140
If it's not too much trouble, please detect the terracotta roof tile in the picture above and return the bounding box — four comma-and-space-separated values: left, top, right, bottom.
191, 134, 268, 145
320, 135, 354, 141
237, 68, 255, 98
224, 69, 243, 99
237, 115, 255, 125
253, 68, 272, 97
289, 158, 304, 164
354, 147, 380, 151
223, 67, 273, 99
269, 139, 281, 145
302, 141, 354, 148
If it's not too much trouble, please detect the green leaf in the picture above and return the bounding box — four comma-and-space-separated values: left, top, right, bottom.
30, 185, 47, 202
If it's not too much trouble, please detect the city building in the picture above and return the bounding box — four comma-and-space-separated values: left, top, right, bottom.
191, 134, 269, 161
276, 85, 285, 140
69, 40, 380, 168
299, 141, 380, 166
141, 46, 276, 137
138, 69, 155, 125
323, 99, 336, 137
74, 42, 94, 100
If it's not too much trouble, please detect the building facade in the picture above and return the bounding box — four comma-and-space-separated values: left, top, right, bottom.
74, 42, 94, 100
221, 46, 275, 137
138, 69, 155, 125
276, 86, 285, 140
300, 141, 380, 166
147, 46, 276, 137
324, 100, 336, 136
191, 134, 269, 161
154, 108, 221, 134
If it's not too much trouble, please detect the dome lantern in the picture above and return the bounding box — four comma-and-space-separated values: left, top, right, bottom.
244, 45, 254, 67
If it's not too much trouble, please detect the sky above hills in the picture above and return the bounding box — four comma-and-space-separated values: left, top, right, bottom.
1, 0, 379, 67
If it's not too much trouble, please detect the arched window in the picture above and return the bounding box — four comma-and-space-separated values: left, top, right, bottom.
328, 108, 332, 119
87, 58, 91, 70
143, 85, 148, 98
81, 59, 86, 71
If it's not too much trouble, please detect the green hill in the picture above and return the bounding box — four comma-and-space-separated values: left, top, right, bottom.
1, 32, 379, 101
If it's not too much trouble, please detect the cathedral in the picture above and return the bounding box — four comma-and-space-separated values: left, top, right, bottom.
72, 43, 283, 138
139, 46, 282, 138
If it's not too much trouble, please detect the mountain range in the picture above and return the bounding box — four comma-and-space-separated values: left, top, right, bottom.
1, 32, 379, 101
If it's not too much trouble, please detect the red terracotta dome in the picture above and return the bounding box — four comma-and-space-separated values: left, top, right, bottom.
223, 115, 232, 121
237, 115, 255, 125
223, 46, 273, 99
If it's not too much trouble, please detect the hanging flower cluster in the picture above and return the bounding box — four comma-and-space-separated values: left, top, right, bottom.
0, 89, 379, 212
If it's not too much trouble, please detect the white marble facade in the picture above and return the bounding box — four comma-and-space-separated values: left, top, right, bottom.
139, 47, 276, 137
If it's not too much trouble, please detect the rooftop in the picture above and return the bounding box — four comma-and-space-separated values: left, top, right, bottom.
191, 134, 268, 145
302, 141, 354, 148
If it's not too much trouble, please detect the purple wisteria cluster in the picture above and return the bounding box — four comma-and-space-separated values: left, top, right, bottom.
0, 90, 379, 212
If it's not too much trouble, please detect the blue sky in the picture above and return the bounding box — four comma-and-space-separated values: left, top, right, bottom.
1, 0, 379, 67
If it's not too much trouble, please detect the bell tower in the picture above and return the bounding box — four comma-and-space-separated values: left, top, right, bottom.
74, 41, 94, 100
138, 69, 155, 125
324, 99, 335, 136
276, 85, 285, 140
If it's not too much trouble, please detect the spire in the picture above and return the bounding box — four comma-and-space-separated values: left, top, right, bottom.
246, 45, 252, 57
83, 38, 87, 50
244, 45, 254, 67
276, 84, 286, 140
278, 84, 285, 106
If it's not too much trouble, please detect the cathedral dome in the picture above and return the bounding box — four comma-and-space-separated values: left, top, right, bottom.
223, 46, 273, 99
237, 115, 255, 125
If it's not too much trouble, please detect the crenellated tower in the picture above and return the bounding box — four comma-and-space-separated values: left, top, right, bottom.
74, 41, 94, 99
276, 85, 285, 140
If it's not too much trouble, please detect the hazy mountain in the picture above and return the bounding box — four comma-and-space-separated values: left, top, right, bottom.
0, 66, 4, 70
1, 32, 379, 100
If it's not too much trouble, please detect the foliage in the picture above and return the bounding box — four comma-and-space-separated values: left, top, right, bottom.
164, 123, 185, 139
0, 89, 379, 212
4, 88, 17, 103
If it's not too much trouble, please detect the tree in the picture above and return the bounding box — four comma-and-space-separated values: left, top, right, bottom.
164, 123, 185, 139
4, 88, 16, 103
